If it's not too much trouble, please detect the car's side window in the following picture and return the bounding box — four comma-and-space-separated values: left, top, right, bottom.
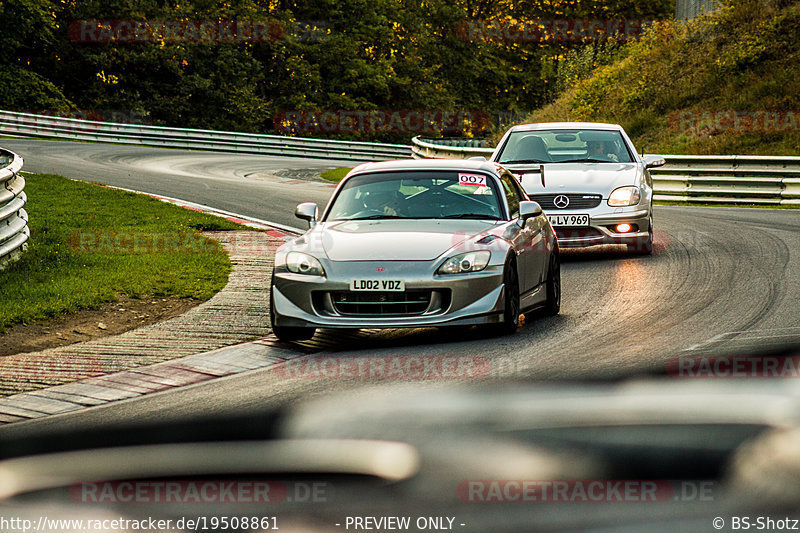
508, 173, 528, 201
499, 173, 520, 219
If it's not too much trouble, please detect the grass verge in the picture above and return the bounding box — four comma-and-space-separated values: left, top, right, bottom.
0, 173, 246, 331
510, 0, 800, 155
321, 167, 352, 183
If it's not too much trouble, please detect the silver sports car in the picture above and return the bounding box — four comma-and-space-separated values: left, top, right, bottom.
490, 122, 665, 253
270, 159, 560, 341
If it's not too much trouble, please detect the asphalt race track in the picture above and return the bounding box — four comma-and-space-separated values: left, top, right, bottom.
2, 138, 800, 437
2, 139, 346, 230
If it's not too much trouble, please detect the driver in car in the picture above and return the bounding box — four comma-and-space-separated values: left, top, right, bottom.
361, 182, 406, 216
586, 140, 620, 162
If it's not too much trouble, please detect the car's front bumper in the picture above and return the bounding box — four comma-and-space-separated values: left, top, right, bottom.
550, 207, 651, 248
271, 260, 508, 329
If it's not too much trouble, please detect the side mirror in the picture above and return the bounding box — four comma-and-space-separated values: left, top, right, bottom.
519, 200, 543, 220
468, 156, 487, 161
295, 202, 318, 228
643, 154, 666, 169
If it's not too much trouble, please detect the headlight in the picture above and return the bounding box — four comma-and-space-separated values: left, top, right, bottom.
437, 251, 491, 275
608, 186, 641, 207
285, 251, 325, 276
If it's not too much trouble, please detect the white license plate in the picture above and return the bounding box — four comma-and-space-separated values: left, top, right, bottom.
548, 214, 590, 227
350, 279, 405, 291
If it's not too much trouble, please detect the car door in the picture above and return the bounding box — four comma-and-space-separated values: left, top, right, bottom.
498, 172, 543, 296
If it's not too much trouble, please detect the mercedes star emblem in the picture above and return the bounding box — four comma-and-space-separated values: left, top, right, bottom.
553, 195, 570, 209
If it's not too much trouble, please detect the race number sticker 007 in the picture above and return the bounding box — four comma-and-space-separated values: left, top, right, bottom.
458, 173, 487, 187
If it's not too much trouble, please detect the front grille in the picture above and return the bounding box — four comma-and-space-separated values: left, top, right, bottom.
530, 194, 602, 210
556, 227, 604, 240
324, 289, 447, 317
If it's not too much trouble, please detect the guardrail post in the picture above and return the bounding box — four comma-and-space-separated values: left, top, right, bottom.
783, 177, 800, 206
0, 149, 29, 270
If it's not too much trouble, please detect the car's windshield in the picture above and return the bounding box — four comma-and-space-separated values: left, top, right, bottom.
496, 129, 634, 164
325, 171, 504, 221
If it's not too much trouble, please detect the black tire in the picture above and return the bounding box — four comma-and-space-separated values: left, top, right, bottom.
543, 251, 561, 316
270, 276, 316, 342
496, 255, 520, 335
627, 213, 653, 255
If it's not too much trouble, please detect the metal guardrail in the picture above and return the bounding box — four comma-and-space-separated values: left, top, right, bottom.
411, 136, 494, 159
0, 110, 412, 162
649, 155, 800, 206
0, 148, 28, 269
411, 136, 800, 206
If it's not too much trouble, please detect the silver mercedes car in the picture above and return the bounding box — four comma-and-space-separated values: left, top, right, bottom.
270, 159, 560, 341
490, 122, 665, 253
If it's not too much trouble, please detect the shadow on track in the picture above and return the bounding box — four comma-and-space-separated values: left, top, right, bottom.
304, 313, 570, 354
560, 244, 646, 263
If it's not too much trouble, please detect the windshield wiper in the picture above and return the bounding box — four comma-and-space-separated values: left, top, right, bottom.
440, 213, 501, 220
556, 158, 614, 163
346, 215, 406, 220
499, 159, 548, 165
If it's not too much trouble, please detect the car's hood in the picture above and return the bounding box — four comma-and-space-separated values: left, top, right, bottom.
504, 162, 640, 196
319, 219, 498, 261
